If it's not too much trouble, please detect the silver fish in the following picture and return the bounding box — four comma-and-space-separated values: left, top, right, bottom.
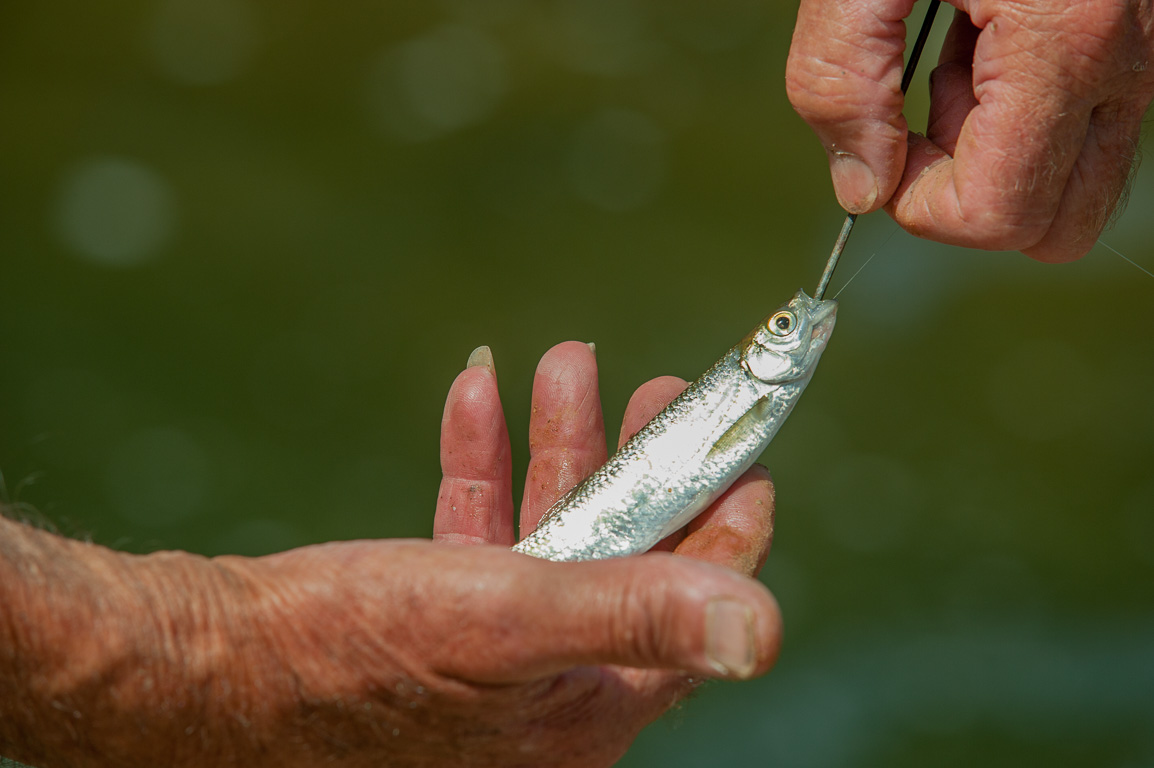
513, 289, 837, 562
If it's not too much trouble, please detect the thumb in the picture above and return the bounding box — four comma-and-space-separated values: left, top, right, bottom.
437, 552, 783, 684
786, 0, 917, 213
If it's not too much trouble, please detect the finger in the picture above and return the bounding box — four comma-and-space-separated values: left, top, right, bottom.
520, 342, 606, 537
786, 0, 916, 213
1022, 104, 1143, 261
617, 376, 689, 553
674, 464, 775, 578
926, 9, 979, 155
888, 4, 1106, 256
430, 550, 783, 684
433, 346, 515, 546
616, 376, 687, 450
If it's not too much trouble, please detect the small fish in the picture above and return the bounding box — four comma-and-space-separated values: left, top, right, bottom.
513, 289, 837, 562
511, 0, 943, 563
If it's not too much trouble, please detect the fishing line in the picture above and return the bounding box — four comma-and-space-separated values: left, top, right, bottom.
1098, 239, 1154, 280
830, 225, 903, 300
831, 252, 877, 301
831, 223, 903, 300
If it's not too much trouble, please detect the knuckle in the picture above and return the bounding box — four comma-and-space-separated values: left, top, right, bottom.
993, 2, 1143, 99
786, 59, 903, 130
608, 573, 664, 664
783, 58, 822, 117
965, 219, 1048, 253
955, 203, 1050, 251
1062, 0, 1133, 56
606, 560, 686, 667
947, 157, 1056, 251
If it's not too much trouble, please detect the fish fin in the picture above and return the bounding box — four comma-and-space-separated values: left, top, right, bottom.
706, 396, 773, 462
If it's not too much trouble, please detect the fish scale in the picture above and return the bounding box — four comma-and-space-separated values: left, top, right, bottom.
512, 1, 945, 563
514, 290, 837, 562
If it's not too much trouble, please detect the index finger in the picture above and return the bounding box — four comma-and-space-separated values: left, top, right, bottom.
786, 0, 916, 213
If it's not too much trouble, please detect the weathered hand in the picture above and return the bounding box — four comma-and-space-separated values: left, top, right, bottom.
424, 341, 779, 765
0, 343, 781, 768
786, 0, 1154, 261
219, 343, 780, 767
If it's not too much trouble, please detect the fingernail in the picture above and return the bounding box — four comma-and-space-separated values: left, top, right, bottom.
705, 598, 756, 679
586, 342, 597, 357
467, 345, 495, 375
831, 153, 878, 214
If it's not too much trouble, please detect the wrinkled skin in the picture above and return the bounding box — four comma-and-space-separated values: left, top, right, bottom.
1, 342, 780, 768
246, 343, 782, 767
786, 0, 1154, 261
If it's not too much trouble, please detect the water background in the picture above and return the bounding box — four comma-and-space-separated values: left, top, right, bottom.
2, 2, 1152, 765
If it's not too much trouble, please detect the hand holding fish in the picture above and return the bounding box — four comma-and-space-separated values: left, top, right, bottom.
0, 344, 781, 768
786, 0, 1154, 261
437, 342, 783, 571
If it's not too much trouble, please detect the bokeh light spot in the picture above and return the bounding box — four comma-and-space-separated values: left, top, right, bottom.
368, 25, 507, 141
55, 157, 175, 267
147, 0, 258, 86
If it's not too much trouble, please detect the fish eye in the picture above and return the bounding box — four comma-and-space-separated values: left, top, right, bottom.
768, 311, 796, 336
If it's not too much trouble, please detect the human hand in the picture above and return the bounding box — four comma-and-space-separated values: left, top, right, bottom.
222, 343, 779, 767
425, 340, 781, 764
786, 0, 1154, 261
1, 343, 781, 768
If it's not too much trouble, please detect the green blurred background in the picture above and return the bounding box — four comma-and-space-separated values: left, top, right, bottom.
2, 1, 1152, 765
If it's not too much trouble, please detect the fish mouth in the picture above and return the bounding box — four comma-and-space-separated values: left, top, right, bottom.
798, 291, 837, 358
811, 298, 838, 326
792, 289, 838, 327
